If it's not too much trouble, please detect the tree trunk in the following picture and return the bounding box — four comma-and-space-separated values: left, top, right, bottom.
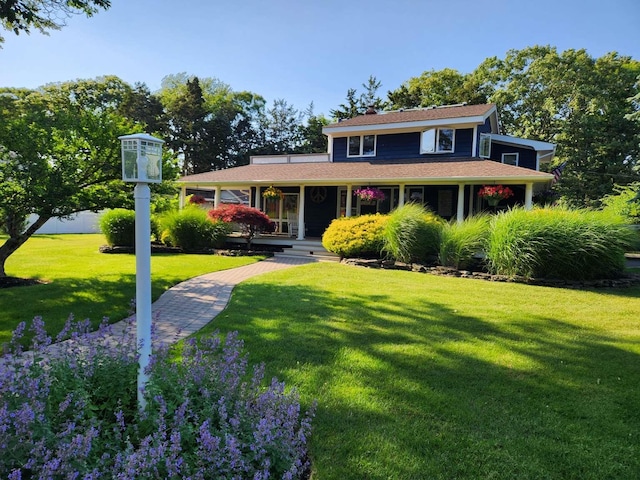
0, 215, 50, 277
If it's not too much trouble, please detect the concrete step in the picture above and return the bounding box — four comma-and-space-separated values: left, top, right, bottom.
276, 243, 340, 262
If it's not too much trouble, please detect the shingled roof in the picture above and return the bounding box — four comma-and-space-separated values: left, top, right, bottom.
324, 103, 496, 130
178, 158, 552, 187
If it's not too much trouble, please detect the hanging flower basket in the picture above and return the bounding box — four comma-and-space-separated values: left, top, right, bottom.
355, 187, 385, 202
262, 186, 283, 199
187, 194, 206, 205
478, 185, 514, 206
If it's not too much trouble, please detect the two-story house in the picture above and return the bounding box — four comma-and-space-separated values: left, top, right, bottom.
177, 103, 555, 242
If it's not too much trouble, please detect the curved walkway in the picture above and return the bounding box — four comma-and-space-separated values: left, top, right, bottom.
147, 255, 316, 344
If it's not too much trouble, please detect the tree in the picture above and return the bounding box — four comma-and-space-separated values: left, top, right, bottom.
0, 0, 110, 45
330, 75, 386, 120
207, 204, 275, 248
0, 77, 175, 277
252, 99, 304, 155
160, 73, 266, 174
387, 68, 489, 109
299, 104, 329, 154
475, 47, 640, 206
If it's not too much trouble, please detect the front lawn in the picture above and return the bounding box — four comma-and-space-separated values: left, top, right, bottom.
0, 234, 264, 346
198, 263, 640, 479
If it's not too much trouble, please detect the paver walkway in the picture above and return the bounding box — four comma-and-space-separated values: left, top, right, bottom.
141, 254, 316, 344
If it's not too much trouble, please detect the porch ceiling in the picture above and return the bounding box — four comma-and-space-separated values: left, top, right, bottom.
178, 158, 554, 187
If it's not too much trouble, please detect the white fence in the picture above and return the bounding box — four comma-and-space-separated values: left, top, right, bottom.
27, 211, 102, 234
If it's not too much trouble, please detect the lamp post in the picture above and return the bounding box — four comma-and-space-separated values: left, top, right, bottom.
118, 133, 164, 409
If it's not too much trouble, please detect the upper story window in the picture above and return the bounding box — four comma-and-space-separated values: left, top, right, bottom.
502, 153, 519, 166
348, 135, 376, 157
420, 128, 455, 154
479, 133, 491, 158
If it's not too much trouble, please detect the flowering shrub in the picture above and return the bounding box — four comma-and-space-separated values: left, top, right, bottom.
322, 214, 388, 258
354, 187, 385, 202
477, 185, 514, 202
263, 186, 284, 199
208, 204, 276, 248
1, 316, 315, 479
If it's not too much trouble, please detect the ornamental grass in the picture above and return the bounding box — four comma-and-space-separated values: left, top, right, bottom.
486, 207, 637, 280
382, 203, 443, 263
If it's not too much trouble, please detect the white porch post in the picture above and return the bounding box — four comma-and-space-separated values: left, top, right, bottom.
256, 186, 262, 210
179, 185, 186, 209
297, 185, 306, 240
525, 183, 533, 210
457, 183, 465, 224
398, 184, 405, 207
346, 184, 353, 217
468, 184, 475, 217
214, 186, 221, 209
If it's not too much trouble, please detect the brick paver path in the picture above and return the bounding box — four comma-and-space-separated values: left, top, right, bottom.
147, 255, 315, 344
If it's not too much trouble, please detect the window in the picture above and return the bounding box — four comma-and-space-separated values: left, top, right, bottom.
420, 128, 455, 154
347, 135, 376, 157
479, 133, 491, 158
502, 153, 519, 166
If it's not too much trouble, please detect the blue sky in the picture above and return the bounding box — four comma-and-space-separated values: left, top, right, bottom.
1, 0, 639, 117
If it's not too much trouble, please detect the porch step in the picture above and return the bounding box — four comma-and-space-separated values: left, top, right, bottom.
277, 242, 340, 262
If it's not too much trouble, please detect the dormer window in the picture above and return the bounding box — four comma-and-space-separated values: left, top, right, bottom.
348, 135, 376, 157
420, 128, 454, 154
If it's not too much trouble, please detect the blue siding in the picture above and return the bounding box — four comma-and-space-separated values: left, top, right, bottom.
331, 128, 474, 162
489, 143, 538, 170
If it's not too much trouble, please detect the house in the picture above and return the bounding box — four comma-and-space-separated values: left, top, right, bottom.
177, 103, 555, 241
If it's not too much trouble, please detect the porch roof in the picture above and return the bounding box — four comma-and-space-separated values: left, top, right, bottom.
178, 158, 554, 187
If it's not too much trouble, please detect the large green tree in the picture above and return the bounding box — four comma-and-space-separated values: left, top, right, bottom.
330, 75, 386, 120
387, 68, 488, 109
159, 73, 266, 174
0, 0, 110, 45
0, 76, 176, 277
477, 47, 640, 206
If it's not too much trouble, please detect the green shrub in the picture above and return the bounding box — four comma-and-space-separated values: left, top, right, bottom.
486, 207, 637, 280
322, 214, 388, 258
160, 207, 230, 253
439, 214, 491, 269
99, 209, 136, 247
382, 204, 443, 263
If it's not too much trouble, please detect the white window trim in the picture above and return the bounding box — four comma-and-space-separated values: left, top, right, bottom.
347, 134, 376, 158
479, 133, 491, 158
501, 152, 519, 166
420, 128, 455, 154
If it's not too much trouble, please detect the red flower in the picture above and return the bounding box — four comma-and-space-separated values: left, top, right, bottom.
477, 185, 514, 201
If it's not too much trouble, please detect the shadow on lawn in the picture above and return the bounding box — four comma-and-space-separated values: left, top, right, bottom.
211, 281, 640, 480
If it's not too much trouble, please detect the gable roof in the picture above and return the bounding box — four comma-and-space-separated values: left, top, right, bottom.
323, 103, 497, 134
178, 158, 553, 187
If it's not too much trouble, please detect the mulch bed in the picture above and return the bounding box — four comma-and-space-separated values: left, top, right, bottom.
342, 258, 640, 289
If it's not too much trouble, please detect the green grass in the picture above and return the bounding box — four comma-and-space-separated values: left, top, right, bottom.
198, 263, 640, 480
0, 234, 264, 346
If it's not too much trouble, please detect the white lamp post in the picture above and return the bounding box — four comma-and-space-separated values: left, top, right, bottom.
118, 133, 164, 409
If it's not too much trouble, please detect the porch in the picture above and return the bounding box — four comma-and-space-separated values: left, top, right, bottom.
226, 234, 340, 262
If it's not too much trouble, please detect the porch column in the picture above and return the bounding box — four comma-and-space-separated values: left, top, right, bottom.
346, 184, 353, 217
256, 186, 262, 210
297, 185, 306, 240
398, 184, 405, 207
524, 183, 533, 210
468, 184, 475, 217
179, 185, 186, 209
457, 183, 465, 224
214, 186, 221, 209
